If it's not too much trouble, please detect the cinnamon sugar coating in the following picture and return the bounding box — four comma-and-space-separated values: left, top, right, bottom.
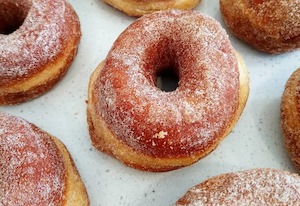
0, 111, 90, 205
281, 68, 300, 171
0, 111, 66, 205
174, 168, 300, 205
87, 10, 249, 171
0, 0, 81, 104
220, 0, 300, 54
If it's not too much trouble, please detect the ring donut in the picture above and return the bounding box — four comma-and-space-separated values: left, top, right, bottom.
0, 0, 81, 105
175, 168, 300, 205
104, 0, 200, 16
220, 0, 300, 54
281, 67, 300, 171
87, 10, 249, 172
0, 111, 89, 205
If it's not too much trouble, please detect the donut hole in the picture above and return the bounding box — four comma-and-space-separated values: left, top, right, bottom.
0, 1, 31, 35
156, 66, 179, 92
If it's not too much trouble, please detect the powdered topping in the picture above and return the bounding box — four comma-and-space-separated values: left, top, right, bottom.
175, 168, 300, 205
0, 0, 80, 86
0, 112, 66, 205
94, 10, 240, 157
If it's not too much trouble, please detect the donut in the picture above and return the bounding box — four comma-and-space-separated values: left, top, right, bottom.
0, 111, 89, 205
174, 168, 300, 205
87, 10, 250, 172
104, 0, 200, 17
220, 0, 300, 54
0, 0, 81, 105
281, 67, 300, 171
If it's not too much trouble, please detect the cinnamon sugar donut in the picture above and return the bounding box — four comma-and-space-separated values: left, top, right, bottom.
174, 168, 300, 205
87, 10, 249, 172
104, 0, 200, 16
0, 0, 81, 105
0, 111, 89, 205
220, 0, 300, 54
281, 67, 300, 171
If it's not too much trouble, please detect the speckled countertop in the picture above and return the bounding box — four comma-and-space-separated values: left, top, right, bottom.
2, 0, 300, 205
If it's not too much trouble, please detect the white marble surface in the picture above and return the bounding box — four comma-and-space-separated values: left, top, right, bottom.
2, 0, 300, 205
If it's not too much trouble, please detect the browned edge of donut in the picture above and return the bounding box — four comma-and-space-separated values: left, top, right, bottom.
0, 10, 81, 105
50, 135, 90, 205
104, 0, 200, 17
86, 52, 249, 172
281, 67, 300, 171
174, 168, 300, 205
219, 0, 300, 54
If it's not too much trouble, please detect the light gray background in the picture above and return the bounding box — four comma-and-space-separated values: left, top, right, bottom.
2, 0, 300, 205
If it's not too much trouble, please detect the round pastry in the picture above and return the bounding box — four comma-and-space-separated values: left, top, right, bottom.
0, 111, 89, 205
281, 67, 300, 171
220, 0, 300, 54
87, 10, 249, 172
174, 168, 300, 205
104, 0, 200, 16
0, 0, 81, 105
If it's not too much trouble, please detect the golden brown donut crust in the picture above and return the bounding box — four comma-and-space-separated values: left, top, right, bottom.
281, 67, 300, 171
51, 136, 90, 206
104, 0, 201, 16
0, 0, 81, 105
0, 111, 89, 205
174, 168, 300, 205
220, 0, 300, 54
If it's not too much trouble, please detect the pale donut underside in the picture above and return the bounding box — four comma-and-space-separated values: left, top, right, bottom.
104, 0, 201, 16
0, 0, 81, 105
